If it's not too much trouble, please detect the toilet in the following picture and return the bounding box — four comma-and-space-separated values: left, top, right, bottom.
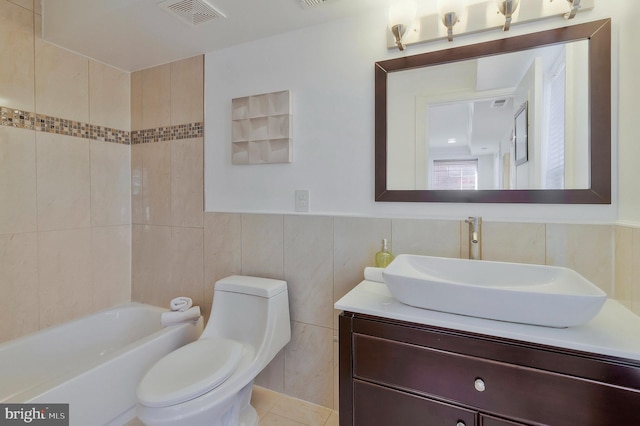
136, 275, 291, 426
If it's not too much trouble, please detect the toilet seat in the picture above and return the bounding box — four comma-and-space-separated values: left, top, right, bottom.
137, 338, 243, 408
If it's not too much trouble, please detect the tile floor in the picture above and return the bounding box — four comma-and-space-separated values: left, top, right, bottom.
125, 385, 338, 426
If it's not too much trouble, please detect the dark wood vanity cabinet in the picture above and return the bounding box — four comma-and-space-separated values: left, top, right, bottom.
339, 312, 640, 426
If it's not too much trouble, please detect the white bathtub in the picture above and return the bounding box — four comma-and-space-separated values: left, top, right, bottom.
0, 302, 203, 426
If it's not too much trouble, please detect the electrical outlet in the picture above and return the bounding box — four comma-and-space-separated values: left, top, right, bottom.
295, 189, 310, 212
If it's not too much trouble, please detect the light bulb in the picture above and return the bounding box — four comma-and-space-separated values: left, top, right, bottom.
496, 0, 520, 16
437, 0, 466, 22
388, 1, 417, 32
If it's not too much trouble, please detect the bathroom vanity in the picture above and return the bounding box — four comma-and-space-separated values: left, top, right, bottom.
336, 280, 640, 425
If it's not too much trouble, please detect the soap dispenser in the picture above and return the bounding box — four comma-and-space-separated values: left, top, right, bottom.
375, 239, 395, 268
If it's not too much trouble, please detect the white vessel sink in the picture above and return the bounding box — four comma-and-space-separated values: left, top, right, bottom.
382, 255, 607, 328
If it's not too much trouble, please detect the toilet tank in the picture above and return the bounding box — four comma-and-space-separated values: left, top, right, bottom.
202, 276, 290, 359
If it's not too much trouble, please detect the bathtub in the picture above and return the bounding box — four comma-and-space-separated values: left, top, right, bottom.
0, 302, 203, 426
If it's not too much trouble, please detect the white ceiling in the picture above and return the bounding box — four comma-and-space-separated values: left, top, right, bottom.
41, 0, 389, 72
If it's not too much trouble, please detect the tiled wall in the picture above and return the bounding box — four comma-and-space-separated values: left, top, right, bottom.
133, 190, 637, 413
0, 0, 131, 343
201, 214, 637, 410
130, 56, 206, 315
614, 226, 640, 312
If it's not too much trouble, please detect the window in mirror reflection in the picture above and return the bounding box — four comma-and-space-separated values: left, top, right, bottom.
432, 159, 478, 190
386, 40, 589, 191
543, 58, 566, 189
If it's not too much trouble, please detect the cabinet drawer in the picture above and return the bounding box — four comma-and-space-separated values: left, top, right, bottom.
353, 334, 640, 425
354, 380, 476, 426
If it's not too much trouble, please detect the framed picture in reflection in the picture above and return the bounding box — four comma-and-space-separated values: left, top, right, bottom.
514, 102, 528, 166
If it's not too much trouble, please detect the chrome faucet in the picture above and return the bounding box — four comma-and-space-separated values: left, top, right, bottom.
465, 217, 482, 260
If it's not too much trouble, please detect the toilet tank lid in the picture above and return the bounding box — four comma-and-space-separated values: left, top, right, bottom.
215, 275, 287, 298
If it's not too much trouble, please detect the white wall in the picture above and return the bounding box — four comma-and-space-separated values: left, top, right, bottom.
205, 2, 638, 224
615, 5, 640, 226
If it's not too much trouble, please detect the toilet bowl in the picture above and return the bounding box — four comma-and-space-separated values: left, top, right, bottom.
136, 275, 291, 426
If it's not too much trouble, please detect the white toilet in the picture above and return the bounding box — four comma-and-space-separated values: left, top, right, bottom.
136, 275, 291, 426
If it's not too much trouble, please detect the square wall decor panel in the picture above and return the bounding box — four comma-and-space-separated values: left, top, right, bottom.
231, 90, 292, 164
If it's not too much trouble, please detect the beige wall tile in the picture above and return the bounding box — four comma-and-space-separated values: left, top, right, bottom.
170, 55, 204, 125
204, 212, 242, 318
131, 71, 143, 131
38, 228, 92, 328
284, 215, 334, 328
255, 349, 285, 393
241, 214, 284, 280
482, 222, 546, 264
142, 64, 171, 129
131, 225, 172, 307
171, 227, 204, 309
333, 216, 391, 311
92, 225, 131, 311
36, 133, 91, 231
0, 232, 39, 343
392, 218, 460, 258
171, 138, 203, 227
633, 229, 640, 316
34, 0, 40, 14
89, 60, 131, 130
131, 144, 144, 223
614, 226, 633, 309
34, 15, 89, 123
333, 217, 391, 331
0, 127, 37, 234
139, 141, 172, 226
8, 0, 34, 11
131, 225, 144, 304
0, 1, 35, 111
546, 224, 614, 295
284, 321, 334, 408
91, 140, 131, 227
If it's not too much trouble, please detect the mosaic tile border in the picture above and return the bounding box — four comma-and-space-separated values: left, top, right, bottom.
130, 122, 204, 144
1, 106, 130, 144
0, 106, 204, 145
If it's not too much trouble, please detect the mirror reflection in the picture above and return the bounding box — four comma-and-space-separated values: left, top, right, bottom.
387, 41, 589, 191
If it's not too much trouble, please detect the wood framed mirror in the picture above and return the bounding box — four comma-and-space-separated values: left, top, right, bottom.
375, 19, 611, 203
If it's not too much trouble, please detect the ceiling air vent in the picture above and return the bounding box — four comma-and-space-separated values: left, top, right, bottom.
299, 0, 335, 9
159, 0, 226, 26
490, 99, 508, 109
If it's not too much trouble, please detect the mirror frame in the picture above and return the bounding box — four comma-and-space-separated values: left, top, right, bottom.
375, 19, 611, 204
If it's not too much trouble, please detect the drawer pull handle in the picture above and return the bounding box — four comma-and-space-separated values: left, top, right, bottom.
456, 422, 466, 426
474, 378, 486, 392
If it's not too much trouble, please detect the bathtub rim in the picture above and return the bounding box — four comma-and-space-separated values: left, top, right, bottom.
1, 302, 203, 404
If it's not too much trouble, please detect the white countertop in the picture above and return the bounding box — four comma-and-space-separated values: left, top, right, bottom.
335, 279, 640, 362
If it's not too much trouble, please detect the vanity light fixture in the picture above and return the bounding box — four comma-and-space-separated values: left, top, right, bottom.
385, 0, 594, 50
564, 0, 582, 19
438, 0, 466, 42
496, 0, 520, 31
388, 1, 417, 51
